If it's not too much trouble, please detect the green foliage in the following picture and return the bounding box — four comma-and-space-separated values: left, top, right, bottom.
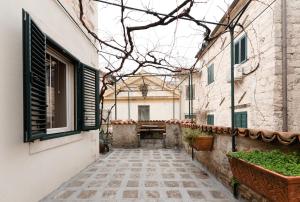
228, 150, 300, 176
182, 128, 212, 145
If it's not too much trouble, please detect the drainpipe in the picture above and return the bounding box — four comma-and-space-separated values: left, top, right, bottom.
128, 91, 131, 119
230, 26, 237, 152
190, 72, 194, 122
281, 0, 288, 132
114, 80, 117, 120
179, 89, 182, 120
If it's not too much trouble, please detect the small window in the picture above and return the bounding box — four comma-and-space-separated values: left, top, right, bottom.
207, 114, 214, 125
138, 105, 150, 121
234, 112, 248, 128
186, 85, 195, 100
207, 64, 214, 85
185, 114, 196, 120
234, 35, 247, 64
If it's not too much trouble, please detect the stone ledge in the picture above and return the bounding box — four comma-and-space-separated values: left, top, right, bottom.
181, 123, 300, 146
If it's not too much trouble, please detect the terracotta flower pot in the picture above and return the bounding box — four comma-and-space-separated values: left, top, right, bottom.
192, 136, 214, 151
227, 156, 300, 202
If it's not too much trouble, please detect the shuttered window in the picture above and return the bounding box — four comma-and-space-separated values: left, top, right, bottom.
234, 35, 247, 64
234, 112, 248, 128
23, 10, 47, 142
23, 10, 99, 142
80, 65, 100, 130
207, 64, 214, 85
207, 115, 214, 125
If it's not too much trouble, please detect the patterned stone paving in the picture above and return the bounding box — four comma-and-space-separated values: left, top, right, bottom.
41, 149, 239, 202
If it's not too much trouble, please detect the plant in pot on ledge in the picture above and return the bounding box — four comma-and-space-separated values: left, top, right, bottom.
183, 128, 214, 151
227, 150, 300, 202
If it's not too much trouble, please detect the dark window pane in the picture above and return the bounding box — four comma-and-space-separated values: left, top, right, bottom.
241, 37, 247, 62
207, 115, 214, 125
208, 65, 214, 85
235, 42, 240, 64
46, 54, 67, 129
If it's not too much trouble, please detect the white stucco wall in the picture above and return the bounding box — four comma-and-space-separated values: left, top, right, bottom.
104, 99, 180, 121
0, 1, 99, 202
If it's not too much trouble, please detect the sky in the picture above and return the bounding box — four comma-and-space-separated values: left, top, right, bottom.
97, 0, 234, 74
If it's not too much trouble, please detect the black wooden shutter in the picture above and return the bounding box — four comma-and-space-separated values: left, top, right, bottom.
23, 10, 47, 142
79, 64, 100, 130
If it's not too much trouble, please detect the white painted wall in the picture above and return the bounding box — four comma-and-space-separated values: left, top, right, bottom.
104, 99, 180, 121
0, 1, 99, 201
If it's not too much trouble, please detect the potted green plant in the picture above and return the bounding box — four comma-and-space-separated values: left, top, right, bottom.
227, 150, 300, 202
183, 128, 214, 151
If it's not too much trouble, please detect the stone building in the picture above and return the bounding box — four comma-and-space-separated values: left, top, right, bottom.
181, 0, 300, 132
0, 0, 99, 201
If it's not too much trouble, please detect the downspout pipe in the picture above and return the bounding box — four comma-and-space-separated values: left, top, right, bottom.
281, 0, 288, 132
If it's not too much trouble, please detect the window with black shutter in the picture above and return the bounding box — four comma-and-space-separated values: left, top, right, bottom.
207, 114, 214, 125
23, 10, 47, 142
234, 35, 248, 64
80, 64, 100, 131
23, 10, 99, 142
234, 111, 248, 128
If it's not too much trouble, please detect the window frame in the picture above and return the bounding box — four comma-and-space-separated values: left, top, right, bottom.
185, 84, 195, 100
45, 48, 75, 135
234, 35, 248, 65
234, 111, 248, 128
207, 64, 214, 85
41, 37, 81, 140
207, 114, 214, 125
138, 105, 150, 121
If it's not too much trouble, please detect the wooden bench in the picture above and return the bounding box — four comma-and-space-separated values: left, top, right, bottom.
136, 121, 166, 147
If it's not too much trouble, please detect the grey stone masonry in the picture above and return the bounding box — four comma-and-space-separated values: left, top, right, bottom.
41, 149, 240, 202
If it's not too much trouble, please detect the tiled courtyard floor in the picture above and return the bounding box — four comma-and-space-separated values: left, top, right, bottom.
42, 149, 239, 202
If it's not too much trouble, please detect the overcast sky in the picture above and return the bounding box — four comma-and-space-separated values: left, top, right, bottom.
97, 0, 234, 74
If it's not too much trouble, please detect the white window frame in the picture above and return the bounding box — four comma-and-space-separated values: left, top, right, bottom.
46, 49, 75, 134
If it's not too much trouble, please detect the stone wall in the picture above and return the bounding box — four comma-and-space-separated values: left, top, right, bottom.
182, 128, 299, 202
111, 122, 183, 148
274, 0, 300, 132
179, 0, 300, 133
112, 124, 139, 148
165, 124, 183, 148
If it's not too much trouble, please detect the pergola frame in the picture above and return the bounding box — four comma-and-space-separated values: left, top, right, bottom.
107, 71, 196, 122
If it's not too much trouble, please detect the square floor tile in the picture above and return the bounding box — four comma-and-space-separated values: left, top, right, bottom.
123, 190, 139, 198
127, 180, 139, 187
166, 190, 182, 199
188, 190, 205, 199
77, 190, 97, 199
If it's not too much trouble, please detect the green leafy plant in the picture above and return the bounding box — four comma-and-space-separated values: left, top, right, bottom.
228, 150, 300, 176
182, 128, 212, 145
